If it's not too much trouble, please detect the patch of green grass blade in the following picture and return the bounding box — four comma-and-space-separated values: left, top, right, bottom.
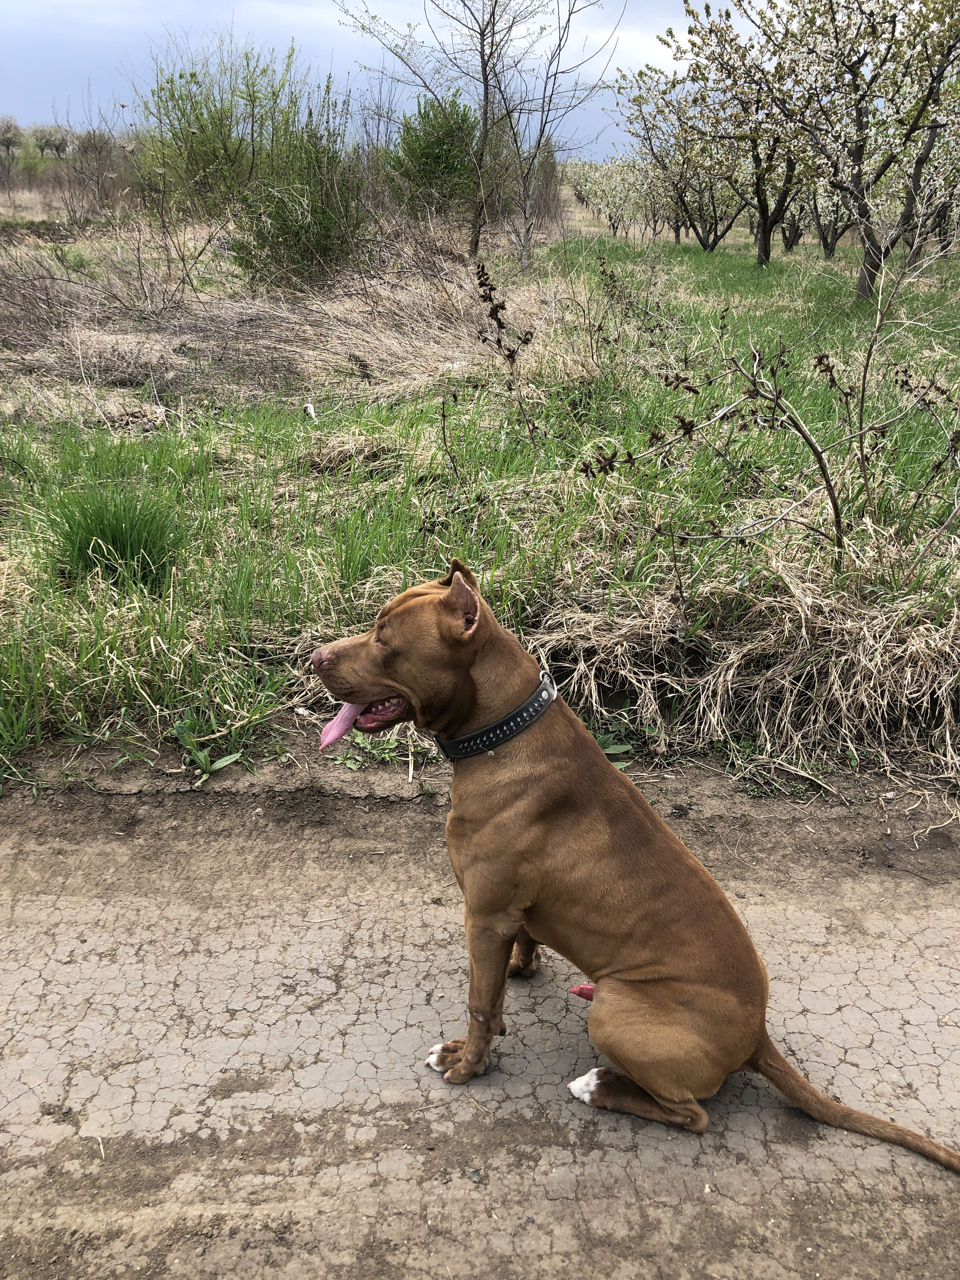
0, 641, 44, 755
45, 483, 186, 590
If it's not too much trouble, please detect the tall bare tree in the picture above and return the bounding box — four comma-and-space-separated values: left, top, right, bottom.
485, 0, 618, 262
338, 0, 619, 259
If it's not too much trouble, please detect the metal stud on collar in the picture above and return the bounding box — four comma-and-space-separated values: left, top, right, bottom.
434, 671, 557, 761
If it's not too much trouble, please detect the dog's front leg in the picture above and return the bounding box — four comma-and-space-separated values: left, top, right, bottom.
426, 916, 517, 1084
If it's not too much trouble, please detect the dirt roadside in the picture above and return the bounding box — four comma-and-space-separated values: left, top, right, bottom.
1, 751, 958, 1280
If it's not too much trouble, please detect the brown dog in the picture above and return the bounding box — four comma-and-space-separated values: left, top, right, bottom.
312, 559, 960, 1173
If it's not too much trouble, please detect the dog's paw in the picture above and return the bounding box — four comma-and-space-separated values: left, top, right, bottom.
568, 1067, 603, 1104
424, 1038, 488, 1083
507, 954, 540, 979
425, 1042, 449, 1072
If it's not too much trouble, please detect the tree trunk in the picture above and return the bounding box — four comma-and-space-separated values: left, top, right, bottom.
756, 219, 773, 267
780, 214, 802, 252
468, 112, 491, 260
856, 242, 883, 300
468, 195, 484, 259
519, 193, 535, 267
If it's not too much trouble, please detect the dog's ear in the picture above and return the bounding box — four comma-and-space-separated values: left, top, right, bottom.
444, 571, 481, 639
439, 558, 479, 590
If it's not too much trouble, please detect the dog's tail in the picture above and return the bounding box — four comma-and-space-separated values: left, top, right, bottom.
748, 1030, 960, 1174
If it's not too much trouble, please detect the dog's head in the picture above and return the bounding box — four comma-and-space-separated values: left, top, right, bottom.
311, 559, 489, 747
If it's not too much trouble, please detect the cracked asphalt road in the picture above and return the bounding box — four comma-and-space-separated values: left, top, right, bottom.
1, 759, 958, 1278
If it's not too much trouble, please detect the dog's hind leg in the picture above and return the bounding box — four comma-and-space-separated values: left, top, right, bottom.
568, 978, 751, 1133
507, 926, 541, 978
568, 1066, 709, 1131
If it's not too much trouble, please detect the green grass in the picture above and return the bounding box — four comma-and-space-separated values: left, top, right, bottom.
44, 483, 186, 589
2, 235, 959, 779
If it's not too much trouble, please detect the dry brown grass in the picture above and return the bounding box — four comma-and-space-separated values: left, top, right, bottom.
0, 221, 539, 411
0, 188, 52, 221
0, 206, 676, 423
528, 569, 960, 781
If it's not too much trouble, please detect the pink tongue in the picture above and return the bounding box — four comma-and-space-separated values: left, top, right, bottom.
320, 701, 367, 751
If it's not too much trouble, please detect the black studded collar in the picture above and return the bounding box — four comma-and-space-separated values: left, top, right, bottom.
434, 671, 558, 761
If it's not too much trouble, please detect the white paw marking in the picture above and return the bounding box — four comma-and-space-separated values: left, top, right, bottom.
568, 1067, 601, 1103
426, 1043, 446, 1071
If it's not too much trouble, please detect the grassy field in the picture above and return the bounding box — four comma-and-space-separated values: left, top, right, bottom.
2, 225, 959, 785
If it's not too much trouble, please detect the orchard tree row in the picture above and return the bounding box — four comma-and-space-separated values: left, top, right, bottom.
570, 0, 960, 298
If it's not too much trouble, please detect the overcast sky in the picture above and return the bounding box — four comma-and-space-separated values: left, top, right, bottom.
2, 0, 681, 156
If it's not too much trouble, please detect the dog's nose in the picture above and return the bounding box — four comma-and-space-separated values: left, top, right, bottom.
310, 646, 328, 673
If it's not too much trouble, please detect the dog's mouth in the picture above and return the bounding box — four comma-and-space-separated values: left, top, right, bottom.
320, 695, 411, 750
